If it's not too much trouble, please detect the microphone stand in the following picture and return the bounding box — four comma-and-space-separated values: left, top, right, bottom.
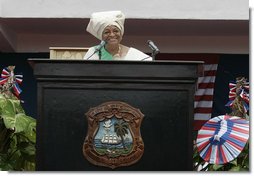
151, 50, 159, 61
85, 40, 106, 60
99, 50, 102, 60
151, 51, 156, 61
85, 50, 97, 60
85, 47, 103, 60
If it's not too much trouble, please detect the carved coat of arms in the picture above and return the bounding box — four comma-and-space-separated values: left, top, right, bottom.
83, 101, 144, 169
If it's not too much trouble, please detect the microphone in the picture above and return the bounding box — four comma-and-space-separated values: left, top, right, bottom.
147, 40, 160, 54
95, 40, 107, 52
85, 40, 107, 60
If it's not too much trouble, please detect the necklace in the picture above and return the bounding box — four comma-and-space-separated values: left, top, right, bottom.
113, 46, 121, 58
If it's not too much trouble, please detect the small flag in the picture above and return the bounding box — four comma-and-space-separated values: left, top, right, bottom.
0, 67, 23, 97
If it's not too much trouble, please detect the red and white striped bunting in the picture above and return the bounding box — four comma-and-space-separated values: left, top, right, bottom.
194, 59, 218, 130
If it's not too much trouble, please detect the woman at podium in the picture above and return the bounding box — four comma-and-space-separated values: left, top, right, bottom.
83, 11, 152, 61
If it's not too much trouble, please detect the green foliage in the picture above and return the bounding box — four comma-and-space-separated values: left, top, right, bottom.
193, 136, 249, 171
114, 120, 129, 149
0, 93, 36, 171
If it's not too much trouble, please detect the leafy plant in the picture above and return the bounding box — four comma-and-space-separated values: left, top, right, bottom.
0, 66, 36, 171
114, 120, 129, 149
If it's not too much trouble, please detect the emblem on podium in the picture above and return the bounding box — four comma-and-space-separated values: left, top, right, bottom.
83, 101, 144, 169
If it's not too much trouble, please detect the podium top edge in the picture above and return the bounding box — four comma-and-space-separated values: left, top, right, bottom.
28, 59, 204, 64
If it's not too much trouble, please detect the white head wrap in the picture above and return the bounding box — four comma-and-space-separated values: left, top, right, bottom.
86, 11, 125, 40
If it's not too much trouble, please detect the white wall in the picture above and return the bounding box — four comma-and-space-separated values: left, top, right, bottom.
0, 0, 249, 53
0, 0, 249, 20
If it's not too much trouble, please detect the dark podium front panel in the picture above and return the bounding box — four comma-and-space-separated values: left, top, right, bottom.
30, 59, 203, 171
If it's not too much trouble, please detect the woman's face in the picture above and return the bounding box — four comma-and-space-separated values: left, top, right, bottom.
102, 25, 122, 45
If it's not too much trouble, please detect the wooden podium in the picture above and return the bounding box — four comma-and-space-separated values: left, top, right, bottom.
29, 59, 203, 171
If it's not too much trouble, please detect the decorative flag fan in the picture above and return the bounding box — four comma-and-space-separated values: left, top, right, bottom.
0, 66, 23, 97
196, 115, 249, 164
226, 80, 249, 113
